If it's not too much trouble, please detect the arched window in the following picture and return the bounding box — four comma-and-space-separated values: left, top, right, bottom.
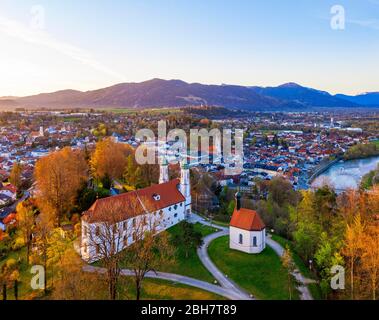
239, 234, 243, 244
253, 236, 257, 247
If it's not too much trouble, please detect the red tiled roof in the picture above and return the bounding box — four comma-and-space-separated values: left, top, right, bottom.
83, 179, 185, 223
230, 208, 265, 231
4, 184, 17, 193
3, 213, 17, 225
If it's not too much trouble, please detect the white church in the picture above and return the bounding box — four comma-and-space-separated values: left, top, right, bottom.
229, 192, 266, 254
80, 158, 191, 262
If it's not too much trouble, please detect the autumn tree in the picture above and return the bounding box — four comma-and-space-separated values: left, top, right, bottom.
105, 197, 175, 301
125, 215, 175, 300
16, 200, 36, 264
87, 200, 131, 300
362, 226, 379, 300
124, 154, 159, 189
33, 212, 54, 294
51, 248, 106, 300
342, 214, 365, 300
337, 189, 360, 224
281, 246, 295, 300
9, 162, 23, 191
268, 176, 299, 207
91, 138, 133, 183
35, 147, 88, 226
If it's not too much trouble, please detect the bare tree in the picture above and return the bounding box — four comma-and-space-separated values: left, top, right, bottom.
123, 206, 175, 300
87, 200, 128, 300
86, 195, 175, 300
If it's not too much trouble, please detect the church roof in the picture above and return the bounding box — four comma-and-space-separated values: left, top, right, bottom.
230, 208, 265, 231
83, 178, 185, 223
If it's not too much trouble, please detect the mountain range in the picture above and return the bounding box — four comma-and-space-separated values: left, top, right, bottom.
1, 79, 378, 110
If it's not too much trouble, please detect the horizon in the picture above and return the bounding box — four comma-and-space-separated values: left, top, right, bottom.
1, 1, 379, 96
1, 78, 378, 99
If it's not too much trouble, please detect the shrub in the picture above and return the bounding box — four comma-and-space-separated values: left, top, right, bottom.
12, 237, 25, 251
6, 258, 17, 270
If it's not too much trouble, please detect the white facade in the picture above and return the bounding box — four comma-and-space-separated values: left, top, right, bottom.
159, 160, 169, 184
81, 200, 186, 262
81, 161, 191, 262
180, 163, 192, 217
229, 226, 266, 254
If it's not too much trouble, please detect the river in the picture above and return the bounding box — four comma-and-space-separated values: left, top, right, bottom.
311, 156, 379, 191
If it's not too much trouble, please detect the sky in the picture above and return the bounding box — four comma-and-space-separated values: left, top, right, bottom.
0, 0, 378, 96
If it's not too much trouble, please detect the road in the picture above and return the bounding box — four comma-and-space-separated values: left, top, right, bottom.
266, 236, 314, 300
83, 213, 313, 300
189, 212, 314, 300
83, 265, 246, 300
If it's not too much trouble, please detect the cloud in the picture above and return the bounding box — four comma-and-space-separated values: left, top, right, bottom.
0, 14, 126, 82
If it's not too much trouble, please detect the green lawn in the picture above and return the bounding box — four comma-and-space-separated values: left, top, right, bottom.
0, 247, 46, 300
158, 223, 219, 283
270, 234, 322, 300
208, 236, 300, 300
74, 276, 224, 300
118, 222, 219, 284
125, 278, 225, 300
195, 212, 230, 227
1, 244, 223, 300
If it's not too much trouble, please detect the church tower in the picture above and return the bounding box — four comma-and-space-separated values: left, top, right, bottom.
180, 161, 191, 217
159, 156, 169, 184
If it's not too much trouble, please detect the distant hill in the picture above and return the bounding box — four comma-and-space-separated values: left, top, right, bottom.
335, 92, 379, 107
0, 99, 18, 108
13, 79, 282, 110
1, 79, 376, 110
250, 82, 358, 108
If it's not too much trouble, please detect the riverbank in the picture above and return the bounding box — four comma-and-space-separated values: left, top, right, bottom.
311, 155, 379, 191
343, 142, 379, 161
308, 157, 341, 184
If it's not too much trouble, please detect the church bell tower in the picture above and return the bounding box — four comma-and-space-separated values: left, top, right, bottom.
180, 161, 192, 217
159, 156, 169, 184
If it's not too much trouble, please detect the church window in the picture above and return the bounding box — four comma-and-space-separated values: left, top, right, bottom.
239, 234, 243, 244
253, 236, 257, 247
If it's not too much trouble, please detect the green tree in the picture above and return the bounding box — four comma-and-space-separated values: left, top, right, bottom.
173, 222, 203, 258
314, 232, 344, 299
226, 200, 235, 216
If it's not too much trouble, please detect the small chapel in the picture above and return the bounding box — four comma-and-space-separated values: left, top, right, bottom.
229, 192, 266, 254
